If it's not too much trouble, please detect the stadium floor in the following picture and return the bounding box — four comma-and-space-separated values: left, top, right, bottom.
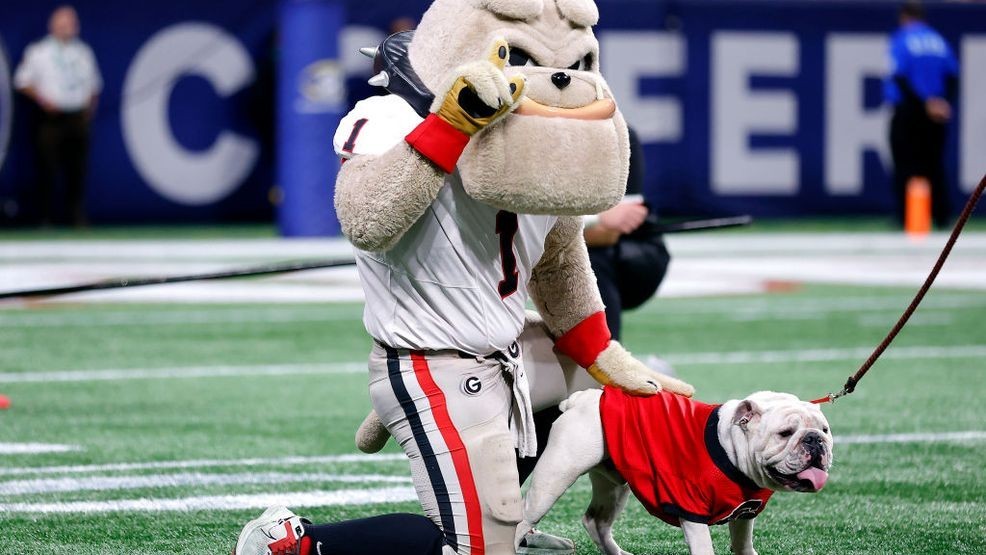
0, 226, 984, 554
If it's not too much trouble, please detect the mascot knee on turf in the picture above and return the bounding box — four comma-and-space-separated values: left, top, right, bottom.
334, 1, 694, 553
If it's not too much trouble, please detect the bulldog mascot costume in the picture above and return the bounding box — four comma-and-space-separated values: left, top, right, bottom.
236, 1, 694, 555
339, 0, 694, 553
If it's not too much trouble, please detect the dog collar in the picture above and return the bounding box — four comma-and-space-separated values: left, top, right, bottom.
704, 407, 762, 492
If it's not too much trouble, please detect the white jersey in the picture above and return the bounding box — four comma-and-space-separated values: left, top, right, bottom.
334, 95, 558, 355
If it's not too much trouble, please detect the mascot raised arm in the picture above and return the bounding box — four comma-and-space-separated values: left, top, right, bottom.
335, 1, 694, 553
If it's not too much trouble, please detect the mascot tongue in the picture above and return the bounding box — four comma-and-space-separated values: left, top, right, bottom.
796, 467, 829, 491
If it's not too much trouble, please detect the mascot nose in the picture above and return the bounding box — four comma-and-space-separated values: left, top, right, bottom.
551, 72, 572, 90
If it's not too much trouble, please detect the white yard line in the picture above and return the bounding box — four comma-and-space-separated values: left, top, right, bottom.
0, 308, 362, 328
0, 443, 83, 455
663, 232, 986, 255
0, 432, 980, 515
0, 239, 355, 261
3, 233, 984, 260
0, 363, 367, 384
0, 472, 410, 496
647, 294, 986, 317
836, 431, 986, 445
858, 313, 956, 328
1, 345, 981, 385
0, 453, 405, 477
0, 295, 983, 328
0, 433, 980, 514
0, 487, 418, 514
3, 233, 985, 304
666, 345, 986, 366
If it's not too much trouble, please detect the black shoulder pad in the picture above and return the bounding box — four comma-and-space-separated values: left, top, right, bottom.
372, 31, 436, 118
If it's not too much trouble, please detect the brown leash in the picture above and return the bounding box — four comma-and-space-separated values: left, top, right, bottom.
811, 174, 986, 405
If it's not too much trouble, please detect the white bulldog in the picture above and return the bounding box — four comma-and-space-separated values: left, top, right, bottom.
517, 388, 834, 555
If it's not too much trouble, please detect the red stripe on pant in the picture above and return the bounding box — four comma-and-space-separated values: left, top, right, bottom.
410, 351, 485, 555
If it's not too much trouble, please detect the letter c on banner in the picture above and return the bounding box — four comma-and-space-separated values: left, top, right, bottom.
0, 37, 12, 174
122, 23, 258, 206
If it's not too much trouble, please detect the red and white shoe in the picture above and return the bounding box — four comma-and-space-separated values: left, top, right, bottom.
233, 506, 310, 555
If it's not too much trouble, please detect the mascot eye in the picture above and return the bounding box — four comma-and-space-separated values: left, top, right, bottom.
779, 429, 795, 438
509, 47, 538, 67
569, 53, 594, 71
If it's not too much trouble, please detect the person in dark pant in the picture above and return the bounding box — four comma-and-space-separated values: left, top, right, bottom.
885, 1, 959, 229
14, 5, 101, 227
233, 507, 447, 555
583, 127, 670, 341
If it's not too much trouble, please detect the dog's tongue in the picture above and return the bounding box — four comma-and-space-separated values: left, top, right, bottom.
797, 467, 829, 491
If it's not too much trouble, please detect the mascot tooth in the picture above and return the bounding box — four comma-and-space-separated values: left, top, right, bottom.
332, 0, 695, 553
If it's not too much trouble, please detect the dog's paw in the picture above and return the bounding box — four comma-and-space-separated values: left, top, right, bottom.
516, 528, 575, 555
582, 514, 633, 555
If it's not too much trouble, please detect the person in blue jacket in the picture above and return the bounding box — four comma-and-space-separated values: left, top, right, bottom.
885, 1, 960, 228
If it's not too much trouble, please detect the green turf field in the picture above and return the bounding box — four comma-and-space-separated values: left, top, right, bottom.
1, 281, 983, 554
2, 216, 984, 241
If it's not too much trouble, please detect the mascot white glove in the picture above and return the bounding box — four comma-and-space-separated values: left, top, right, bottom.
405, 38, 526, 173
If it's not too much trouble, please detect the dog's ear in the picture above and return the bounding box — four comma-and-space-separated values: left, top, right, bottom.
732, 400, 762, 432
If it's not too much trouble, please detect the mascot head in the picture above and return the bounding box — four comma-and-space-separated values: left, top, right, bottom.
409, 0, 630, 215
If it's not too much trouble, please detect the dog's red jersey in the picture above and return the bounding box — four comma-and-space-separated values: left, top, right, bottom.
599, 387, 773, 526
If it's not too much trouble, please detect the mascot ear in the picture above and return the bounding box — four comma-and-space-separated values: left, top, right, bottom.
556, 0, 599, 27
469, 0, 544, 21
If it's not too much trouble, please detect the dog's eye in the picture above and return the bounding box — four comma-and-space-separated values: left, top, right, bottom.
779, 429, 795, 438
509, 47, 538, 67
823, 427, 829, 434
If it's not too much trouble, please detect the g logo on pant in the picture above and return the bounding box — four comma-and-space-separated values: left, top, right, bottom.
507, 342, 520, 358
462, 376, 483, 396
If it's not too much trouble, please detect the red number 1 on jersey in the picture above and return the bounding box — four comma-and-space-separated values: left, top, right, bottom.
496, 211, 519, 298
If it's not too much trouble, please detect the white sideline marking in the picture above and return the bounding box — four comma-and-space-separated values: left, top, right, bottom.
3, 233, 983, 260
0, 363, 367, 384
0, 239, 356, 261
0, 472, 411, 496
1, 344, 982, 386
858, 313, 956, 328
836, 431, 986, 445
0, 487, 419, 514
0, 443, 82, 455
1, 295, 983, 328
0, 308, 362, 328
0, 453, 406, 477
647, 294, 986, 318
667, 345, 986, 366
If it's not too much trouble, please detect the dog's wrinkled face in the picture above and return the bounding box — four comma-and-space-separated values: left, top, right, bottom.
410, 0, 629, 215
731, 392, 834, 493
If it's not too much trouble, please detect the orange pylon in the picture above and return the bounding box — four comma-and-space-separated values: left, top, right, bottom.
905, 176, 932, 237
